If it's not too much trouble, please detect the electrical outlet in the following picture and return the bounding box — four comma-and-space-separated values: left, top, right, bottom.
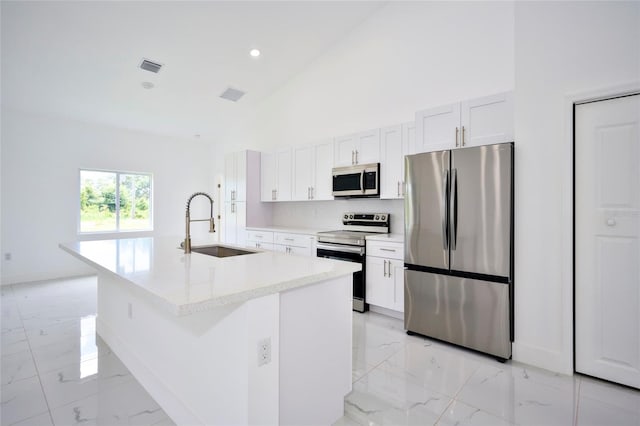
127, 303, 133, 319
257, 338, 271, 366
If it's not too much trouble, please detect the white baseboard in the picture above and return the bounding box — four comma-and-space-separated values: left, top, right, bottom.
369, 304, 404, 320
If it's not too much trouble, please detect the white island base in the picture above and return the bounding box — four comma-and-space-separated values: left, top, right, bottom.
96, 271, 352, 426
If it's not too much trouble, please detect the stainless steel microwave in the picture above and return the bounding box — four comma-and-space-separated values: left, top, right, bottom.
332, 163, 380, 198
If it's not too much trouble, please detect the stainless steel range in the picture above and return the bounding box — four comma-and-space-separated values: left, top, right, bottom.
316, 212, 390, 312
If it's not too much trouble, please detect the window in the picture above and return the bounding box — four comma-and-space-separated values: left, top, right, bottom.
79, 169, 152, 233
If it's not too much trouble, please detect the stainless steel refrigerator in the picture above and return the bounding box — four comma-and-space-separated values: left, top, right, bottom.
404, 142, 513, 360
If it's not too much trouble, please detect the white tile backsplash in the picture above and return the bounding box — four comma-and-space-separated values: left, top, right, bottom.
271, 199, 404, 233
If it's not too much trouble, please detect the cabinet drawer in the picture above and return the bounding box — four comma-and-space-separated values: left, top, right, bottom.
274, 232, 313, 248
246, 230, 274, 243
366, 241, 404, 260
275, 244, 312, 257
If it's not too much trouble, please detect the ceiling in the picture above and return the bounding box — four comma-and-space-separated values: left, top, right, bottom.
1, 1, 385, 141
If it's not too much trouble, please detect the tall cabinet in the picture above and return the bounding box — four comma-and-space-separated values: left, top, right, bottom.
223, 150, 271, 245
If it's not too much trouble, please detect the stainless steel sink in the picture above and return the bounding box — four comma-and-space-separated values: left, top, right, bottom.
190, 245, 256, 258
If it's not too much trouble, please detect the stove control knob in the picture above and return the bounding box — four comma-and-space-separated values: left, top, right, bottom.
375, 215, 380, 220
349, 214, 354, 219
344, 214, 348, 220
381, 215, 386, 221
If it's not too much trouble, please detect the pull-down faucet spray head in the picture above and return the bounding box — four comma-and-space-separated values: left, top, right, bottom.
184, 192, 215, 254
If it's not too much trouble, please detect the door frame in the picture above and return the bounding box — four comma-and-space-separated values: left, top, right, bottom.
568, 81, 640, 374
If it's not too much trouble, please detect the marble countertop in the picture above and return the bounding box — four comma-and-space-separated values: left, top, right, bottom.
245, 226, 329, 235
365, 233, 404, 243
60, 237, 360, 316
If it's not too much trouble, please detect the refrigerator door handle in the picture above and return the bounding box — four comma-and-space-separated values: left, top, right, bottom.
450, 168, 458, 250
441, 169, 449, 250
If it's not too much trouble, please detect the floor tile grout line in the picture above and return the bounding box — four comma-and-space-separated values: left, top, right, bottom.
13, 283, 56, 426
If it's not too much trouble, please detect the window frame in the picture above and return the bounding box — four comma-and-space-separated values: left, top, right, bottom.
78, 168, 154, 235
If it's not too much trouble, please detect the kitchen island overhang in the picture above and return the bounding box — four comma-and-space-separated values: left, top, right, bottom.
60, 237, 360, 426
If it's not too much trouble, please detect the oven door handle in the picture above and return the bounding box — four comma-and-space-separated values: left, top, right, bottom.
316, 243, 365, 255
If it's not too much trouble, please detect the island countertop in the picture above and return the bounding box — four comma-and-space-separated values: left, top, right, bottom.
60, 237, 360, 316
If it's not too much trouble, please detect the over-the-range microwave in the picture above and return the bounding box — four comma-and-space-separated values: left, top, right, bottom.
332, 163, 380, 198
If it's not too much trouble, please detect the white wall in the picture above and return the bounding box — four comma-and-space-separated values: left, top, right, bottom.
1, 109, 215, 284
513, 1, 640, 373
223, 0, 515, 231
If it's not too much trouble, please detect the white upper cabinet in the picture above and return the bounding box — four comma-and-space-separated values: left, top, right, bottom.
261, 148, 292, 202
415, 102, 462, 153
380, 122, 414, 199
292, 145, 314, 201
292, 140, 334, 201
334, 129, 381, 166
461, 91, 514, 147
224, 151, 247, 202
414, 91, 513, 153
313, 140, 334, 200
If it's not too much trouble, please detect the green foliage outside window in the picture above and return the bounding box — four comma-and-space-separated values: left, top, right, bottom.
80, 170, 152, 233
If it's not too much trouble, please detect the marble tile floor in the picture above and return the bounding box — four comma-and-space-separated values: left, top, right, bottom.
1, 276, 639, 426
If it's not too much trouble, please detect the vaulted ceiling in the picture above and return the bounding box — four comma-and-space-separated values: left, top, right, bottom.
1, 1, 385, 141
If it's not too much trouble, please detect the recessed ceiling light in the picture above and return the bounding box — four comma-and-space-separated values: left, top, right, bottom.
249, 49, 261, 58
141, 81, 154, 89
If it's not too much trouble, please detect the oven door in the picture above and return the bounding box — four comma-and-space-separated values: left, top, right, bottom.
316, 242, 367, 312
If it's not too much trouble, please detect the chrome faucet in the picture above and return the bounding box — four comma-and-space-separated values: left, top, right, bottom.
184, 192, 215, 253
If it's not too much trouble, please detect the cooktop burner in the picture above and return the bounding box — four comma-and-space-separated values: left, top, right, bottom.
316, 212, 390, 246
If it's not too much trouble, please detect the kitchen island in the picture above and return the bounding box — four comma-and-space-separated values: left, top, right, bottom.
60, 237, 359, 426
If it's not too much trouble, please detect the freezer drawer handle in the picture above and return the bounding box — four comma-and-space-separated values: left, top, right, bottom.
450, 168, 458, 250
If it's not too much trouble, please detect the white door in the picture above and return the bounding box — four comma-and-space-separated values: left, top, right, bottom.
261, 152, 276, 202
575, 93, 640, 389
334, 134, 357, 166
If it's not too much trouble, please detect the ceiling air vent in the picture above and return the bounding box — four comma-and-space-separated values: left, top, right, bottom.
219, 87, 246, 102
140, 59, 163, 73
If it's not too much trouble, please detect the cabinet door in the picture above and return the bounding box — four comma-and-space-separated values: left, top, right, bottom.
275, 148, 292, 201
401, 122, 415, 197
224, 153, 236, 202
292, 145, 313, 201
380, 125, 403, 199
355, 129, 381, 165
261, 152, 276, 202
223, 202, 237, 244
234, 201, 246, 246
461, 91, 514, 147
365, 256, 393, 309
390, 260, 405, 312
235, 151, 247, 201
415, 103, 461, 153
334, 134, 357, 166
313, 140, 334, 200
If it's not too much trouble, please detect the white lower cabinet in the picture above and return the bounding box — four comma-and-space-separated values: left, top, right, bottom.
366, 241, 404, 313
246, 230, 274, 250
245, 229, 316, 256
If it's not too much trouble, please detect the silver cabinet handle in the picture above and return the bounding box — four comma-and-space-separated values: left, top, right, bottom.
441, 170, 450, 250
355, 150, 359, 164
231, 202, 235, 213
383, 259, 388, 277
310, 187, 314, 199
256, 242, 261, 248
307, 187, 310, 199
284, 238, 294, 242
275, 189, 278, 200
450, 168, 458, 250
461, 126, 466, 146
255, 235, 263, 239
397, 181, 401, 197
388, 260, 392, 277
455, 127, 459, 147
351, 150, 355, 165
271, 189, 275, 201
380, 248, 396, 252
231, 190, 236, 201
